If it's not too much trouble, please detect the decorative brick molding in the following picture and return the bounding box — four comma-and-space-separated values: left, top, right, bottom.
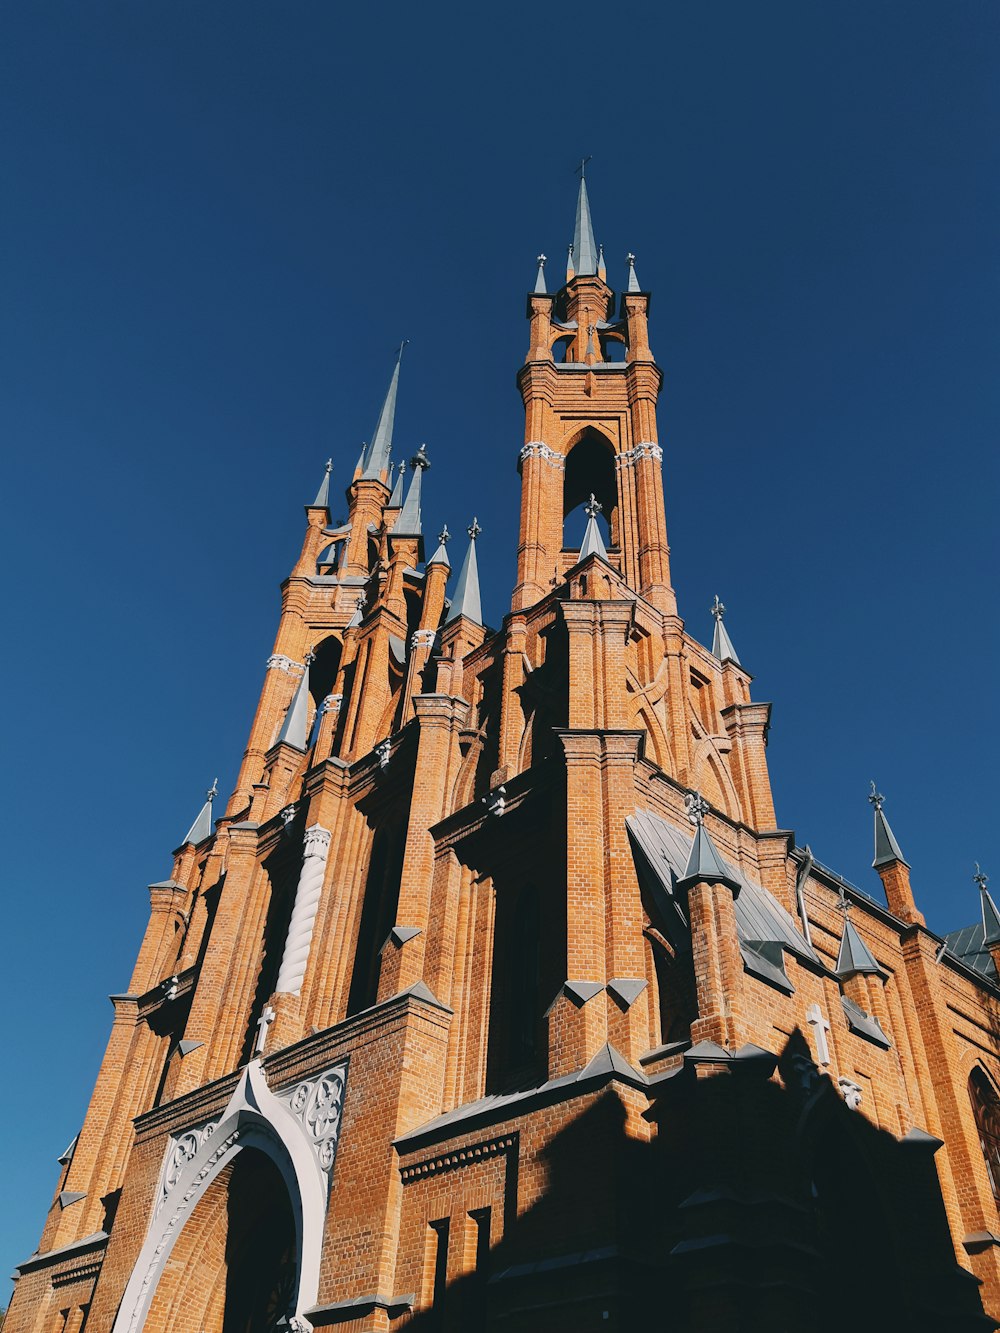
400, 1133, 517, 1183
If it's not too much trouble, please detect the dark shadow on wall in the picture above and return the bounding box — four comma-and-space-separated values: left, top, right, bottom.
381, 1030, 994, 1333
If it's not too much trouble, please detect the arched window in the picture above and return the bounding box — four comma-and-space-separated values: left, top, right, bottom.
308, 635, 342, 709
486, 884, 544, 1093
562, 429, 617, 550
969, 1068, 1000, 1203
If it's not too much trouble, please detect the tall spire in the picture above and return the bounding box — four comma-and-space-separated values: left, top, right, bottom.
394, 445, 429, 536
975, 865, 1000, 947
181, 778, 218, 846
276, 655, 312, 750
578, 494, 608, 561
449, 518, 483, 624
572, 159, 598, 278
361, 342, 406, 481
534, 254, 547, 294
869, 783, 909, 868
710, 596, 741, 665
311, 459, 333, 509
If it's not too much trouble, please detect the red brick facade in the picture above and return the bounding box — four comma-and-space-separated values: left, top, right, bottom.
8, 185, 1000, 1333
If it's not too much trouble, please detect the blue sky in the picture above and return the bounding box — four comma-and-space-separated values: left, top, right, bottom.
1, 1, 997, 1292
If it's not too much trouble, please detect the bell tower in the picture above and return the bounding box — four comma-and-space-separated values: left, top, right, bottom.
515, 164, 674, 614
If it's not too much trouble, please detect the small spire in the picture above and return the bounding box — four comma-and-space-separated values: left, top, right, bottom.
181, 778, 218, 846
835, 889, 883, 978
566, 242, 575, 283
394, 445, 430, 536
571, 161, 599, 277
869, 782, 909, 868
578, 493, 608, 561
387, 459, 407, 508
597, 243, 606, 281
676, 790, 741, 893
346, 594, 366, 629
361, 342, 407, 481
428, 523, 451, 568
448, 518, 483, 625
534, 254, 547, 294
975, 865, 1000, 947
311, 459, 333, 509
276, 659, 312, 750
626, 253, 642, 293
710, 595, 741, 665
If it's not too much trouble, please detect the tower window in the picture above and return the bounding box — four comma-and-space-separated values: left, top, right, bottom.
969, 1068, 1000, 1204
562, 429, 617, 549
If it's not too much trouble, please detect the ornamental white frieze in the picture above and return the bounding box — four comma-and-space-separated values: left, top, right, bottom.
277, 1064, 348, 1174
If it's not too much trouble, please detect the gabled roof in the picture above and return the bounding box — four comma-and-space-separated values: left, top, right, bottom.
943, 922, 998, 982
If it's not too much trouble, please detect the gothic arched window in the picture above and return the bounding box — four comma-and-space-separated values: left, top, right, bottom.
969, 1068, 1000, 1205
562, 429, 617, 550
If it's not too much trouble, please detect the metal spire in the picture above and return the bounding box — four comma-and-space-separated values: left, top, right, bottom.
597, 243, 606, 281
394, 445, 429, 536
387, 459, 407, 508
346, 594, 366, 630
276, 654, 313, 750
428, 523, 451, 568
361, 342, 407, 481
578, 494, 608, 561
311, 459, 333, 508
676, 790, 741, 893
448, 518, 483, 625
626, 253, 642, 293
975, 865, 1000, 947
710, 595, 741, 665
534, 254, 547, 294
869, 782, 909, 868
181, 778, 218, 846
571, 159, 598, 277
835, 888, 883, 978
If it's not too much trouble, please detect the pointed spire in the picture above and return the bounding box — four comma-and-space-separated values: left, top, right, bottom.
835, 890, 883, 978
394, 445, 429, 536
449, 518, 483, 625
572, 159, 598, 277
181, 778, 218, 846
311, 459, 333, 509
710, 595, 741, 665
566, 243, 575, 283
578, 494, 608, 561
361, 342, 407, 481
597, 243, 606, 281
346, 594, 366, 629
676, 792, 741, 894
869, 783, 909, 868
626, 252, 642, 293
428, 524, 451, 568
534, 254, 547, 294
975, 866, 1000, 947
276, 655, 312, 750
387, 459, 407, 508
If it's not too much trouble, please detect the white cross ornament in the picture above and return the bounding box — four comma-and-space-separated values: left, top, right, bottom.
806, 1003, 831, 1067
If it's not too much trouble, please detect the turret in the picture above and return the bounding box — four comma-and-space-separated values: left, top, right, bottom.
870, 783, 925, 926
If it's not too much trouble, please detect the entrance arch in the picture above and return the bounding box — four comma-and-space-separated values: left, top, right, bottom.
112, 1062, 328, 1333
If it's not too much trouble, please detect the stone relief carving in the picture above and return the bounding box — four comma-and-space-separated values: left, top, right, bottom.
615, 442, 663, 470
838, 1076, 863, 1110
519, 441, 564, 469
266, 654, 305, 675
157, 1118, 221, 1214
278, 1065, 348, 1174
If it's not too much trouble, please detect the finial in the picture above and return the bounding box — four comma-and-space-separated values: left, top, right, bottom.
626, 252, 642, 293
684, 790, 710, 827
710, 595, 741, 666
311, 458, 333, 508
584, 493, 602, 519
838, 886, 851, 917
468, 517, 482, 540
304, 647, 316, 666
869, 781, 884, 812
410, 444, 431, 470
597, 243, 606, 279
438, 524, 451, 546
711, 594, 725, 622
207, 778, 218, 802
870, 782, 909, 869
576, 155, 592, 178
534, 254, 547, 294
975, 863, 989, 892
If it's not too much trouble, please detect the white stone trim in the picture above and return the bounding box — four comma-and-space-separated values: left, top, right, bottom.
519, 441, 564, 470
111, 1061, 332, 1333
266, 654, 305, 675
615, 442, 663, 470
275, 825, 333, 997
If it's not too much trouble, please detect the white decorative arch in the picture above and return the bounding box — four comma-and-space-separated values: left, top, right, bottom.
112, 1060, 342, 1333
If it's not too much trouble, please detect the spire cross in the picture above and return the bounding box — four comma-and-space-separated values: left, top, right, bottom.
584, 493, 602, 519
868, 780, 884, 812
838, 886, 852, 918
975, 863, 989, 892
324, 458, 332, 474
438, 524, 451, 546
254, 1004, 276, 1055
711, 594, 726, 623
575, 155, 592, 178
206, 777, 219, 802
684, 790, 710, 827
467, 517, 482, 540
627, 252, 636, 266
411, 444, 430, 470
536, 254, 546, 268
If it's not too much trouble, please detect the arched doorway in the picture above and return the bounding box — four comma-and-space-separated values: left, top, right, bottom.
144, 1149, 297, 1332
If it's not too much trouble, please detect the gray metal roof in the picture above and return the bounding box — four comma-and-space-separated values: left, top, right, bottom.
361, 345, 404, 481
627, 808, 821, 967
711, 596, 741, 665
181, 779, 217, 846
572, 173, 599, 277
944, 921, 999, 981
534, 255, 547, 294
394, 451, 427, 537
447, 522, 483, 625
841, 994, 891, 1048
578, 512, 608, 561
626, 253, 642, 293
311, 459, 332, 508
679, 822, 741, 893
835, 916, 883, 979
873, 801, 908, 868
981, 885, 1000, 946
276, 667, 310, 750
387, 460, 406, 508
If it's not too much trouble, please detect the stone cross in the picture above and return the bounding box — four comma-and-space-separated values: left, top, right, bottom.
254, 1004, 275, 1055
468, 517, 482, 540
711, 594, 726, 623
869, 780, 884, 812
806, 1003, 831, 1066
974, 863, 989, 892
584, 493, 602, 519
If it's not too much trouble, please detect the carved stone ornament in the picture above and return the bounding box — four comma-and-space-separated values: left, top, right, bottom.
266, 654, 305, 675
278, 1065, 348, 1174
280, 804, 298, 831
375, 739, 392, 769
519, 441, 564, 470
482, 784, 507, 817
320, 693, 342, 714
158, 1119, 220, 1214
838, 1076, 863, 1110
615, 442, 663, 470
411, 628, 437, 649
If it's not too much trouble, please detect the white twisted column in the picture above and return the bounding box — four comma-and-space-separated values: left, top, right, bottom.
274, 824, 332, 996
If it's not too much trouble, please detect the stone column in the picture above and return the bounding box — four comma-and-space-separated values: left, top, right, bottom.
267, 824, 333, 1050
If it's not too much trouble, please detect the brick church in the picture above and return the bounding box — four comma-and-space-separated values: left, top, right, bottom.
8, 175, 1000, 1332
